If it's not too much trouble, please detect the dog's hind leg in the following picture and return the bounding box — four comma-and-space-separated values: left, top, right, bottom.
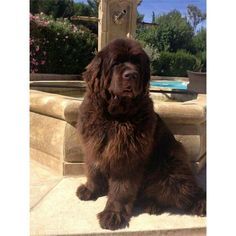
133, 196, 166, 215
140, 171, 206, 217
187, 187, 206, 216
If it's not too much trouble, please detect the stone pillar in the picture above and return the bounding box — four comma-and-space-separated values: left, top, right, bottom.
98, 0, 140, 51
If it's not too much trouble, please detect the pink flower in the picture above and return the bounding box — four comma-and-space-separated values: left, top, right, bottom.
72, 25, 78, 32
30, 13, 34, 20
42, 21, 49, 26
41, 60, 45, 65
36, 46, 40, 52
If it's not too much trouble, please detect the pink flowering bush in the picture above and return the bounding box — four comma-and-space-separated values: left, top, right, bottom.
30, 13, 97, 74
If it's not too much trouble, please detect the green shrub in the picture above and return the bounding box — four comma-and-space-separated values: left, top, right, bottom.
192, 28, 206, 53
30, 13, 97, 74
192, 28, 206, 72
151, 50, 201, 76
196, 50, 206, 72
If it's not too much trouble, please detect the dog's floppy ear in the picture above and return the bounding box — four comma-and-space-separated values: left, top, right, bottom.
83, 52, 103, 93
140, 50, 151, 92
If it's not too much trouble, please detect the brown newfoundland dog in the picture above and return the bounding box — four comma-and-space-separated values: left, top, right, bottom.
76, 38, 206, 230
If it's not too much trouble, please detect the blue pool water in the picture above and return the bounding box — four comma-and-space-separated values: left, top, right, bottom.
150, 81, 188, 90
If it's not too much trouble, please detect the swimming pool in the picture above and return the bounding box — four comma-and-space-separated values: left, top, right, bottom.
150, 81, 188, 90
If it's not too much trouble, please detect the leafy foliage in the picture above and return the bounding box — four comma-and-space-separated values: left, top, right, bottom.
30, 13, 97, 74
30, 0, 75, 18
151, 50, 201, 76
30, 1, 206, 75
137, 12, 144, 23
137, 10, 194, 53
86, 0, 99, 17
72, 1, 99, 34
192, 28, 206, 52
136, 8, 206, 75
73, 2, 93, 17
191, 28, 206, 71
30, 0, 99, 18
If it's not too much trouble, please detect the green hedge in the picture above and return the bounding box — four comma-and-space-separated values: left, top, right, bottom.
30, 13, 97, 74
196, 50, 206, 72
151, 50, 201, 76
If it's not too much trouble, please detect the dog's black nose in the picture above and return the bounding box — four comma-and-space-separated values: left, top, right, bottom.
122, 70, 137, 80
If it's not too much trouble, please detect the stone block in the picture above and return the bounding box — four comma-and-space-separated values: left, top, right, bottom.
30, 111, 84, 175
64, 123, 84, 162
63, 162, 85, 176
168, 122, 206, 162
154, 102, 206, 124
30, 148, 62, 174
30, 112, 66, 160
30, 90, 82, 123
98, 0, 139, 50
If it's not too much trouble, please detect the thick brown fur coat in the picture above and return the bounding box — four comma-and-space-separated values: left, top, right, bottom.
76, 39, 206, 230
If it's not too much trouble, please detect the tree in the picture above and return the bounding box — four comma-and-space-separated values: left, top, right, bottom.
30, 0, 40, 14
187, 4, 206, 30
192, 28, 206, 71
30, 0, 75, 18
87, 0, 99, 17
137, 10, 194, 53
152, 11, 155, 23
74, 2, 93, 17
73, 1, 99, 34
192, 28, 206, 52
137, 12, 144, 23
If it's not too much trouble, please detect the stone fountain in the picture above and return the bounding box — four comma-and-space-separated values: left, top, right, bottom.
30, 0, 206, 176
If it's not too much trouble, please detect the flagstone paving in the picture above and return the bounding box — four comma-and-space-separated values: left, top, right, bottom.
30, 160, 206, 236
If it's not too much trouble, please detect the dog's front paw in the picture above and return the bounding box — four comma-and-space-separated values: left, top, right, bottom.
76, 184, 97, 201
97, 209, 129, 230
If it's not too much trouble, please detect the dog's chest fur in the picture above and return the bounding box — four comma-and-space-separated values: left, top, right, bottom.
78, 107, 156, 174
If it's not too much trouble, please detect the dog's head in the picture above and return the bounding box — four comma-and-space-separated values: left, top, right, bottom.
83, 38, 150, 116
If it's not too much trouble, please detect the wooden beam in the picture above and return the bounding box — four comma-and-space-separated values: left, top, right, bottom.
70, 16, 99, 22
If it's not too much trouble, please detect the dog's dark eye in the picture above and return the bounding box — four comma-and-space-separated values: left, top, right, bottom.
130, 57, 140, 65
111, 62, 119, 67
